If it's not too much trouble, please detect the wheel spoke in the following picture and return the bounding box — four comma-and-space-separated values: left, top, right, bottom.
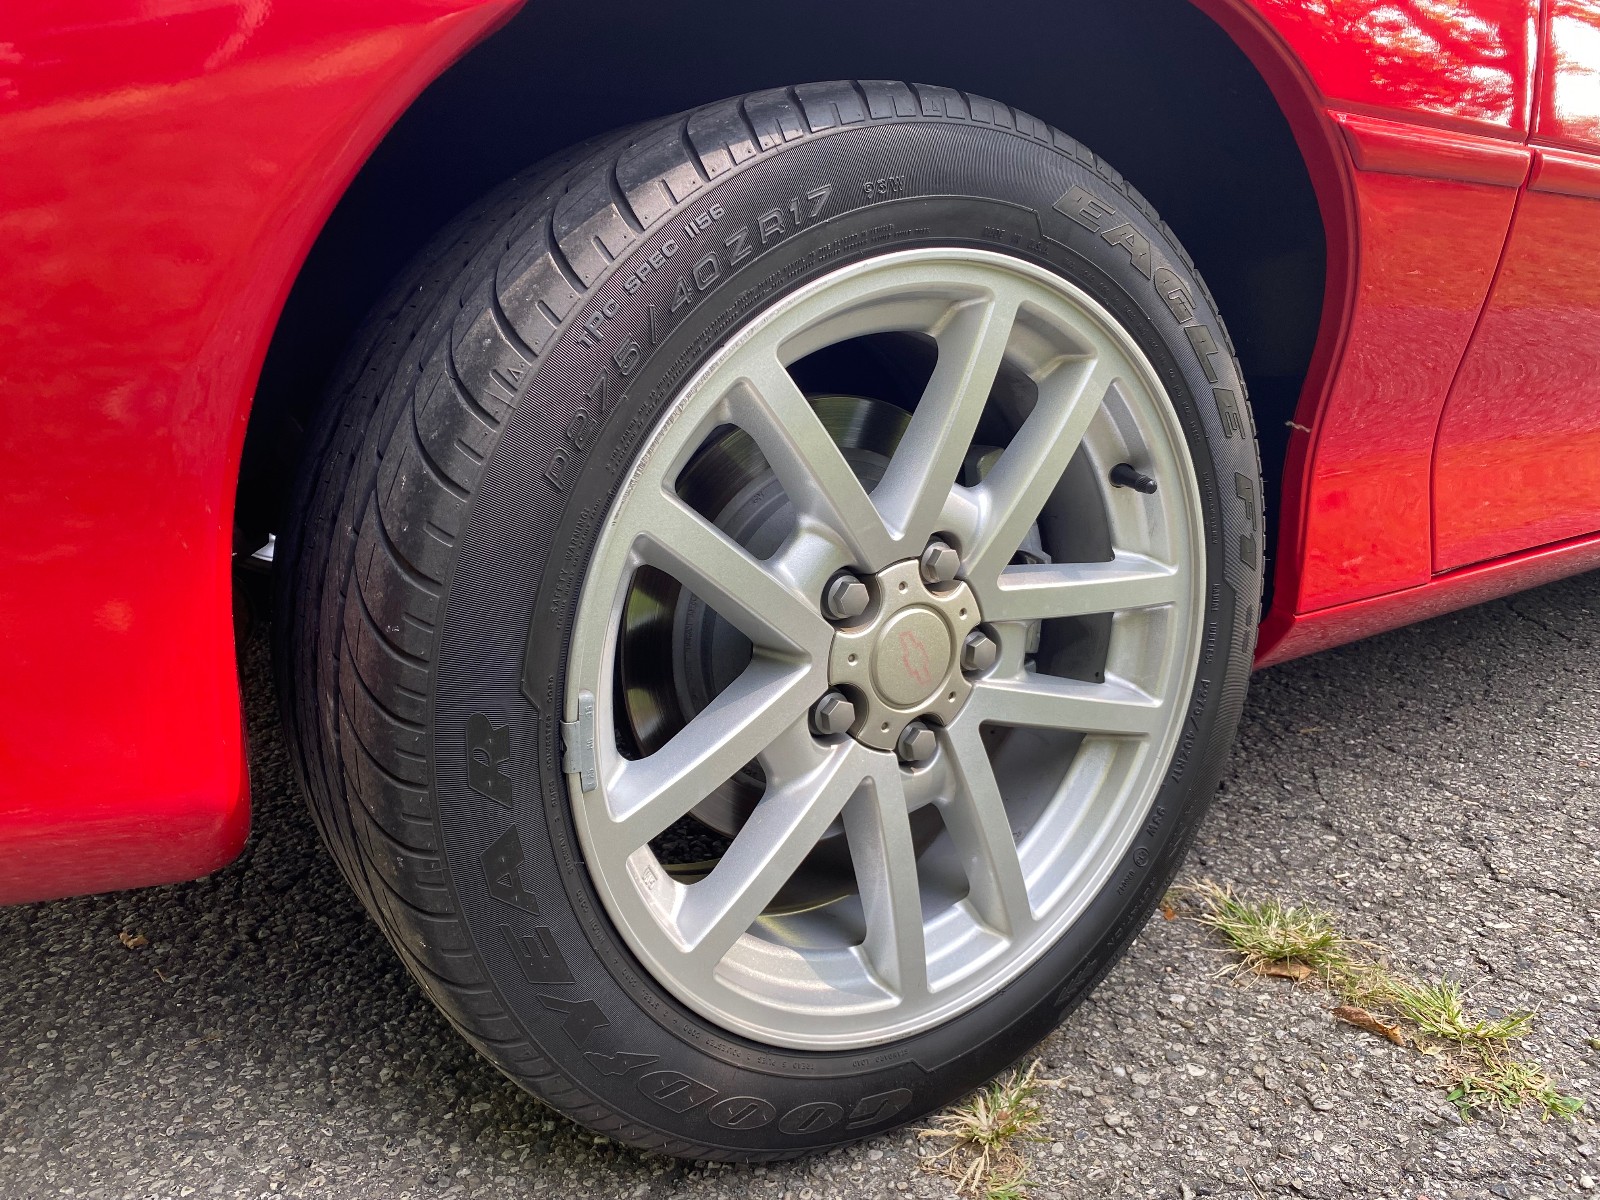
872, 292, 1021, 547
843, 763, 929, 1000
963, 356, 1115, 587
980, 552, 1182, 623
728, 359, 895, 566
637, 492, 833, 658
677, 742, 869, 967
604, 658, 818, 851
940, 718, 1033, 938
564, 248, 1208, 1048
972, 673, 1164, 737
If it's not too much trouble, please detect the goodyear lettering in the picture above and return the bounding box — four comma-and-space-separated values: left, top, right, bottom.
539, 995, 610, 1047
778, 1101, 843, 1135
637, 1070, 717, 1113
708, 1096, 776, 1131
481, 825, 537, 913
466, 713, 513, 807
846, 1089, 913, 1129
500, 923, 574, 985
584, 1050, 657, 1076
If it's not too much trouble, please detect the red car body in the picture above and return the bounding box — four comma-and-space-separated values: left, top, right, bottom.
2, 0, 1597, 905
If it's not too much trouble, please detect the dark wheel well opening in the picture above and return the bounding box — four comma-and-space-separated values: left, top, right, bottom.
238, 0, 1323, 612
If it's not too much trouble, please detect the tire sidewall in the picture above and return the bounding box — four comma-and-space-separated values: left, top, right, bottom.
430, 115, 1260, 1154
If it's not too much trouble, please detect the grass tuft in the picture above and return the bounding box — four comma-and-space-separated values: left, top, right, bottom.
1186, 881, 1585, 1121
1385, 978, 1533, 1044
920, 1060, 1053, 1197
982, 1167, 1031, 1200
1192, 884, 1345, 972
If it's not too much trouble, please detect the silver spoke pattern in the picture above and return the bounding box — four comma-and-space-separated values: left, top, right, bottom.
603, 657, 818, 852
971, 672, 1166, 738
566, 248, 1206, 1050
635, 490, 833, 659
843, 762, 929, 1001
728, 356, 895, 567
961, 355, 1116, 590
981, 551, 1183, 624
940, 716, 1033, 938
676, 738, 869, 969
872, 291, 1021, 547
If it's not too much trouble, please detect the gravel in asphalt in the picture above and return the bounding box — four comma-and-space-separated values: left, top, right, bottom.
3, 572, 1599, 1199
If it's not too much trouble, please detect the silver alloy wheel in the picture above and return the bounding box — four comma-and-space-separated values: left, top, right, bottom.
565, 248, 1205, 1050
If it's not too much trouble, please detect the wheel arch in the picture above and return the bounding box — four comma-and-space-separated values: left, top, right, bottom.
238, 0, 1353, 625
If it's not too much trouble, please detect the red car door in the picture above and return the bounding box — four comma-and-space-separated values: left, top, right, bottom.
1432, 0, 1600, 571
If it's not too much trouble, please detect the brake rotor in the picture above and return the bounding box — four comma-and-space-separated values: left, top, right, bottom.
616, 396, 920, 907
619, 394, 905, 827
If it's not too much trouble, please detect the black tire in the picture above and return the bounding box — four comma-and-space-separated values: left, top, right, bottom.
276, 80, 1262, 1160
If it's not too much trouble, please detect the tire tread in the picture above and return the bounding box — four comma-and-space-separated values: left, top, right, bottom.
275, 81, 1261, 1161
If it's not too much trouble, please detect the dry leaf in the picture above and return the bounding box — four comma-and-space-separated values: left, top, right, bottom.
1159, 899, 1178, 920
1257, 960, 1311, 982
1332, 1004, 1404, 1046
118, 931, 148, 950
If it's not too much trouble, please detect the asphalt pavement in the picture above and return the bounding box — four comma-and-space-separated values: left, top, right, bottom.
3, 571, 1598, 1199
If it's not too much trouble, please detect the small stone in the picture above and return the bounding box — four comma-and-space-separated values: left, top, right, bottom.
1580, 1176, 1596, 1192
1104, 1113, 1124, 1127
1181, 1106, 1199, 1117
1184, 1064, 1207, 1077
1131, 1071, 1155, 1086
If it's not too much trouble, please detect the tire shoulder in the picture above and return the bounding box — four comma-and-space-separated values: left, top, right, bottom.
278, 80, 1261, 1161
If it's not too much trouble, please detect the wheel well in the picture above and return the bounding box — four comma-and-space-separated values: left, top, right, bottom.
239, 0, 1325, 593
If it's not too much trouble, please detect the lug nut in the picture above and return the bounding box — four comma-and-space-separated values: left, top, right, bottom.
811, 690, 857, 737
823, 573, 870, 621
962, 628, 999, 674
895, 721, 937, 765
919, 538, 960, 585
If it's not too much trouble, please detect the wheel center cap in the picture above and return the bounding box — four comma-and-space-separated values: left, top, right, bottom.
872, 608, 952, 707
827, 557, 981, 751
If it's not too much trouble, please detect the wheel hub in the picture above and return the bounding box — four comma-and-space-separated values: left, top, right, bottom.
827, 558, 980, 750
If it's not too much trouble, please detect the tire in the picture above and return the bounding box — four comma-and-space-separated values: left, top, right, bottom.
276, 80, 1262, 1160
